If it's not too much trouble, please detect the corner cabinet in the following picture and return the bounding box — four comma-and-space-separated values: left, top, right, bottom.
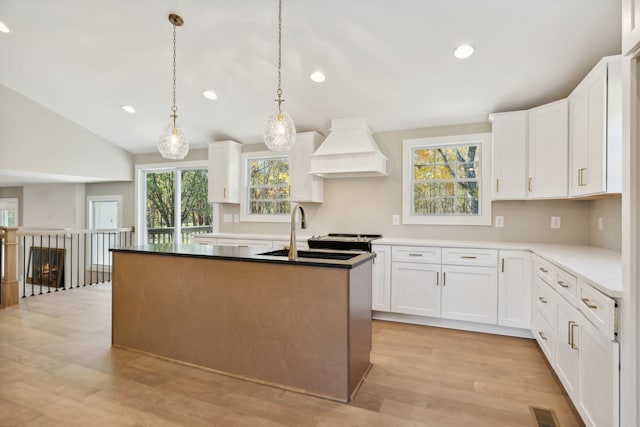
527, 99, 569, 199
289, 131, 324, 203
569, 55, 622, 198
371, 244, 391, 312
623, 0, 640, 55
490, 111, 528, 200
208, 140, 241, 204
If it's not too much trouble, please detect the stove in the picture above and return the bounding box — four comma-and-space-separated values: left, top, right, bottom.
307, 233, 382, 252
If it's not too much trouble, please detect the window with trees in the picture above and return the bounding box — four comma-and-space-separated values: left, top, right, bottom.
142, 166, 213, 244
402, 133, 492, 225
240, 152, 291, 222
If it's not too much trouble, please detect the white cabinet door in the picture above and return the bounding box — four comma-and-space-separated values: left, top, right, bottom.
623, 0, 640, 55
372, 245, 391, 312
555, 295, 581, 401
498, 250, 532, 329
490, 111, 528, 200
208, 141, 241, 203
391, 262, 441, 317
579, 316, 619, 427
441, 265, 498, 324
534, 308, 555, 362
289, 131, 324, 202
569, 57, 622, 197
527, 99, 569, 199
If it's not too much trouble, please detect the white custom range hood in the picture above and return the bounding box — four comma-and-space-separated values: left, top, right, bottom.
309, 117, 388, 178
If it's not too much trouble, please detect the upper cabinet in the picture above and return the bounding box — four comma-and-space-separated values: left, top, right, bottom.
568, 56, 622, 198
208, 140, 241, 204
527, 99, 569, 199
490, 111, 528, 200
623, 0, 640, 55
289, 131, 324, 203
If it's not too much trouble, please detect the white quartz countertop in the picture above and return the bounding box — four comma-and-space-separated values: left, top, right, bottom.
374, 237, 622, 298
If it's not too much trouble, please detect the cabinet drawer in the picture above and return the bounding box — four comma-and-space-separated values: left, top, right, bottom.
217, 239, 273, 248
392, 246, 441, 264
535, 277, 555, 324
577, 280, 616, 341
535, 256, 555, 285
441, 248, 498, 267
535, 309, 555, 362
554, 268, 577, 304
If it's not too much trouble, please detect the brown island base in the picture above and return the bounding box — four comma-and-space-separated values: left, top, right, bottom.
111, 244, 374, 402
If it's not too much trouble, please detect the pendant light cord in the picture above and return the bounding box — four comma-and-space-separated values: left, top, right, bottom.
276, 0, 283, 115
171, 22, 178, 127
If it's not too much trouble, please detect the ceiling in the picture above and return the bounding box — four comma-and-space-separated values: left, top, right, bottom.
0, 0, 622, 156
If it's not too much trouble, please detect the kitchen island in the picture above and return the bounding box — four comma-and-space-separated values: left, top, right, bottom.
110, 244, 374, 402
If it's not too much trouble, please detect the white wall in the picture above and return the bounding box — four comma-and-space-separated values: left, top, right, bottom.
590, 197, 622, 251
0, 83, 134, 182
22, 184, 85, 229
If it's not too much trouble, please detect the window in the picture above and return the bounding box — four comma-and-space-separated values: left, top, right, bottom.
136, 161, 214, 244
240, 151, 291, 222
88, 195, 122, 267
402, 133, 491, 225
0, 198, 19, 227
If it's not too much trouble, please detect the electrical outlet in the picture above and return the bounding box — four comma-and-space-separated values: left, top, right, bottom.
233, 214, 240, 222
392, 215, 400, 225
495, 216, 504, 228
551, 216, 561, 229
223, 214, 233, 223
597, 216, 603, 231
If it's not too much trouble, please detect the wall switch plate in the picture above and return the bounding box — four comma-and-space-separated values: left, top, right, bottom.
233, 214, 240, 222
223, 214, 233, 222
495, 216, 504, 228
597, 216, 603, 231
392, 215, 400, 225
551, 216, 561, 229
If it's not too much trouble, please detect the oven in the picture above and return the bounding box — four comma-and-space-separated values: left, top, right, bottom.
307, 233, 382, 252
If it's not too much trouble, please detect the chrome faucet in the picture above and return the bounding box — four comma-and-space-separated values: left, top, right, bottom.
289, 203, 307, 260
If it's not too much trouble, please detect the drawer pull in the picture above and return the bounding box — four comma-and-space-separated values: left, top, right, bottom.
570, 321, 579, 350
436, 272, 439, 286
460, 256, 477, 259
408, 253, 423, 257
557, 280, 569, 288
538, 296, 548, 304
538, 331, 547, 340
539, 267, 549, 273
581, 297, 598, 309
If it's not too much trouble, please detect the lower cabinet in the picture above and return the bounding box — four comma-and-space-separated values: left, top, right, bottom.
441, 265, 497, 324
371, 245, 391, 312
391, 261, 441, 317
555, 295, 581, 399
498, 250, 532, 329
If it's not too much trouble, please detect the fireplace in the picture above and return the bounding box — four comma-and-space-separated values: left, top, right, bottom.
26, 247, 65, 288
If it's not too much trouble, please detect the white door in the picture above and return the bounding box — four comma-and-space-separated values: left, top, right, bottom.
441, 265, 498, 324
498, 250, 532, 328
555, 296, 581, 401
391, 262, 441, 317
371, 245, 391, 312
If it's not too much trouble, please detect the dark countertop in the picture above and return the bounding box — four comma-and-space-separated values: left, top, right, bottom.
111, 243, 375, 269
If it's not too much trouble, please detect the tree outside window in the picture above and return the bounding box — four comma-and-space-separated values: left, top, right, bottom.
246, 156, 291, 215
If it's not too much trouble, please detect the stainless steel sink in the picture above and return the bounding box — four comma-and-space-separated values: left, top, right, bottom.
258, 249, 361, 260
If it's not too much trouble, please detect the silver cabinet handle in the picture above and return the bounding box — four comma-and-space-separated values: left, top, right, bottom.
557, 280, 569, 288
460, 256, 477, 259
570, 321, 579, 350
538, 296, 548, 304
501, 258, 504, 273
581, 297, 598, 309
436, 272, 439, 286
538, 331, 547, 340
539, 267, 549, 273
408, 253, 423, 257
443, 272, 446, 286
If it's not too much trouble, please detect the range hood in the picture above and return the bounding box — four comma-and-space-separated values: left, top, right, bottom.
309, 117, 388, 178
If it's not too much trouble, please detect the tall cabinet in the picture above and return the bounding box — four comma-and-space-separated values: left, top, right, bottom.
568, 55, 622, 197
490, 111, 528, 200
208, 140, 241, 203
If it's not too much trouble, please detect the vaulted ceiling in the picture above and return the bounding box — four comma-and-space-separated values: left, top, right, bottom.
0, 0, 622, 154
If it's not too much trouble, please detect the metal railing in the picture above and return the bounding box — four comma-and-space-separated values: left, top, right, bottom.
147, 225, 211, 244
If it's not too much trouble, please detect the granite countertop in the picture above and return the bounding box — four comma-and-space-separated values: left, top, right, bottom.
111, 243, 374, 270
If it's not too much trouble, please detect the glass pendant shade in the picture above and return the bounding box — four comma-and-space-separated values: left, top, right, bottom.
264, 107, 296, 151
158, 122, 189, 159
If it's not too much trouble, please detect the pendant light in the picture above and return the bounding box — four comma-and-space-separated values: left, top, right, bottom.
159, 14, 189, 160
264, 0, 296, 151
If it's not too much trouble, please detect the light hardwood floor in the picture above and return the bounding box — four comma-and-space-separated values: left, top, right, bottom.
0, 284, 583, 426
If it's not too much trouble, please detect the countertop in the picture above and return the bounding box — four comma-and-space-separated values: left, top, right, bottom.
111, 243, 374, 270
373, 237, 622, 298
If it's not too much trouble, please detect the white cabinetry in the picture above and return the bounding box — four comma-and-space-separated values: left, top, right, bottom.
208, 140, 241, 203
490, 111, 528, 200
289, 132, 324, 203
391, 246, 441, 317
371, 245, 391, 312
216, 238, 273, 249
569, 56, 622, 197
527, 99, 569, 199
555, 294, 581, 401
498, 250, 532, 329
441, 265, 497, 324
623, 0, 640, 55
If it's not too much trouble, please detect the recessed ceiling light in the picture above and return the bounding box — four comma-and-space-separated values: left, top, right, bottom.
454, 44, 474, 59
310, 71, 326, 83
203, 90, 218, 100
0, 21, 10, 33
121, 105, 136, 114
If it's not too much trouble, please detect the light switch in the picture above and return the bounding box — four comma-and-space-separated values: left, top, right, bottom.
551, 216, 561, 229
233, 214, 240, 222
392, 215, 400, 225
495, 216, 504, 228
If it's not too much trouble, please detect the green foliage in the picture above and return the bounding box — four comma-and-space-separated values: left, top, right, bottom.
248, 157, 291, 215
412, 144, 480, 215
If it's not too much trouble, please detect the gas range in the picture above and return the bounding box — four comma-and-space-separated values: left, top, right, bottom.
307, 233, 382, 252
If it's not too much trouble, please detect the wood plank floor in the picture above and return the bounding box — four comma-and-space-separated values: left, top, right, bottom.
0, 283, 584, 426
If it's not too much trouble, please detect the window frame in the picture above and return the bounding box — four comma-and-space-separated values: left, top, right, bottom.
402, 132, 492, 226
239, 151, 291, 223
